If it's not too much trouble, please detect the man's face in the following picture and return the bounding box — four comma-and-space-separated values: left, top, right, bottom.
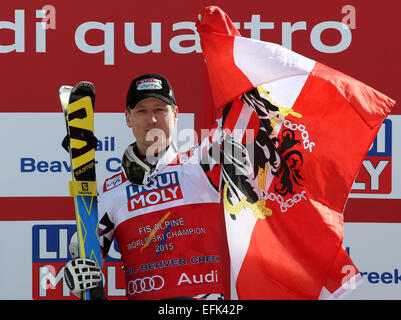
125, 97, 178, 155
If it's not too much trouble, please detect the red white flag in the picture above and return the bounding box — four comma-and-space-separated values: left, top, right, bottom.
196, 6, 395, 299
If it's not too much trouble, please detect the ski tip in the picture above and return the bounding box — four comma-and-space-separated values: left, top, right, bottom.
59, 86, 72, 111
59, 85, 73, 95
72, 81, 96, 95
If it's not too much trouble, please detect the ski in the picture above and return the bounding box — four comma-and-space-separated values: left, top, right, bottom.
59, 82, 102, 300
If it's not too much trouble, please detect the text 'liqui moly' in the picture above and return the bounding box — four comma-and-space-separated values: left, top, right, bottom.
126, 172, 183, 210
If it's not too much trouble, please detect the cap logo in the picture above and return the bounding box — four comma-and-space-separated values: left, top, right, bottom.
136, 78, 162, 90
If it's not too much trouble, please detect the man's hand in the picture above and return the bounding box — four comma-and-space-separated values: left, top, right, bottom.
64, 258, 102, 297
64, 242, 102, 298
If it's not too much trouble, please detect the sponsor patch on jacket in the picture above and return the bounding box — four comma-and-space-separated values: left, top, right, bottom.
103, 172, 126, 192
126, 172, 183, 211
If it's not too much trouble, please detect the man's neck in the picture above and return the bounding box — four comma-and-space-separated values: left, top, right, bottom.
134, 143, 170, 166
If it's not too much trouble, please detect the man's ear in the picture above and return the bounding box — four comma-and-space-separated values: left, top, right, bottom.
173, 105, 179, 123
125, 109, 132, 128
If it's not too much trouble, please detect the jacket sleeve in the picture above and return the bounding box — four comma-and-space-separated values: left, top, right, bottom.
97, 187, 115, 264
180, 114, 224, 192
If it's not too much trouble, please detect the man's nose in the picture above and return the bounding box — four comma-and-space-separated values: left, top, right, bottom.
145, 111, 157, 124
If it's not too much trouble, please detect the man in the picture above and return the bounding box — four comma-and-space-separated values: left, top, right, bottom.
64, 74, 226, 300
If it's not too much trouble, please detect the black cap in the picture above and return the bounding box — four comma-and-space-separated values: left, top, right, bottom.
126, 73, 176, 109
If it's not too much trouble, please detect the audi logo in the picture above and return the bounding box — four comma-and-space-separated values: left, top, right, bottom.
127, 275, 165, 295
